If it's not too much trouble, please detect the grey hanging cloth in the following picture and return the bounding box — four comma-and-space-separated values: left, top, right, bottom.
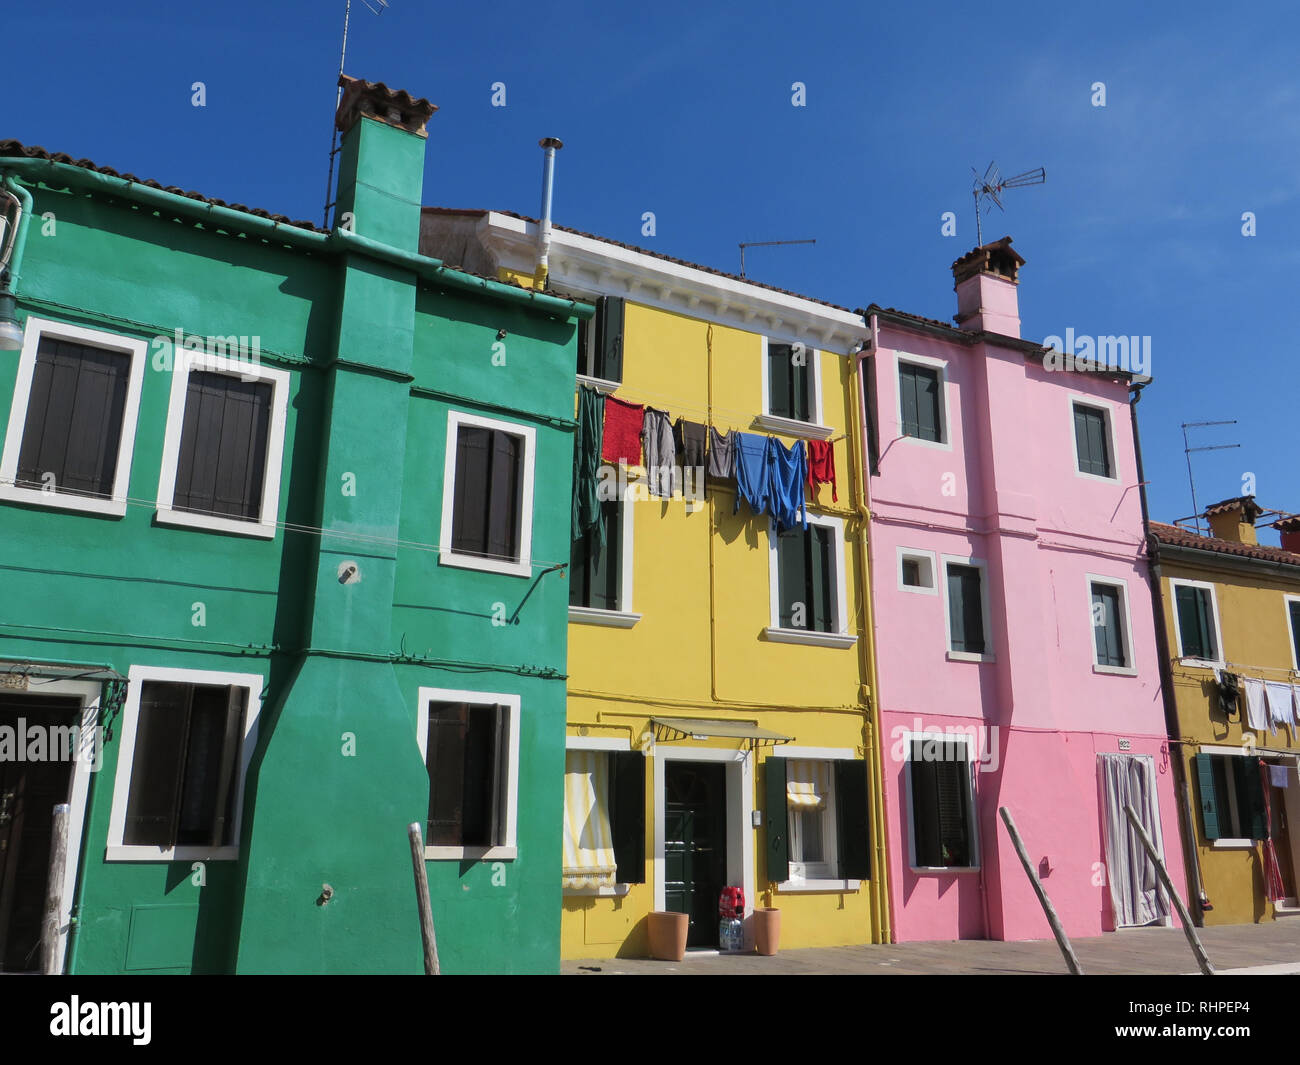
707, 426, 734, 484
1216, 670, 1242, 721
641, 407, 678, 498
674, 418, 708, 471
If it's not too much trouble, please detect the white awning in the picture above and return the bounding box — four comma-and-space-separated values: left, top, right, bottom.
787, 759, 829, 810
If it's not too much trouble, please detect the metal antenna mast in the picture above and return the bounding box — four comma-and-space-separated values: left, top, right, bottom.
322, 0, 390, 229
971, 162, 1045, 245
738, 239, 815, 279
1181, 420, 1240, 535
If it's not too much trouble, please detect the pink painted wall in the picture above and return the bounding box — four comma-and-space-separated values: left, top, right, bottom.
865, 284, 1187, 943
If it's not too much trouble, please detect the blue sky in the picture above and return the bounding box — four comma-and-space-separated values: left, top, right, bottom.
6, 1, 1298, 535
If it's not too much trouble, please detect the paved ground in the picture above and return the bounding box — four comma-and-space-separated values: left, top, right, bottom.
564, 920, 1300, 975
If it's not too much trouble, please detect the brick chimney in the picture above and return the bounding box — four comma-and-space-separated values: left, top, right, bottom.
333, 76, 437, 252
1274, 515, 1300, 554
1204, 496, 1262, 545
952, 236, 1024, 338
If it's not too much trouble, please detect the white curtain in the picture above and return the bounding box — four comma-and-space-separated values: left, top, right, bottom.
1099, 754, 1170, 927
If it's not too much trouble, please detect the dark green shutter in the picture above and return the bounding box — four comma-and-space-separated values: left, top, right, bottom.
915, 366, 939, 441
1092, 584, 1125, 667
1289, 601, 1300, 668
899, 365, 920, 437
1175, 584, 1213, 660
910, 740, 941, 866
948, 564, 985, 653
768, 343, 793, 419
864, 357, 880, 475
1195, 753, 1221, 841
764, 756, 789, 883
811, 526, 834, 632
792, 349, 810, 422
1235, 756, 1267, 840
834, 760, 870, 880
596, 297, 625, 382
610, 751, 645, 883
1074, 405, 1111, 477
777, 529, 807, 628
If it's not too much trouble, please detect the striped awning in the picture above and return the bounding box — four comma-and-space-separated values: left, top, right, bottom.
562, 750, 618, 889
787, 759, 829, 810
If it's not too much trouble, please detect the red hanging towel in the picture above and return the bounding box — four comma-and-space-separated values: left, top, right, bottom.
602, 396, 645, 465
806, 438, 838, 502
1261, 761, 1288, 902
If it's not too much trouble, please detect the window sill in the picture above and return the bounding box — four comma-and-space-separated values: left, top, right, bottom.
1177, 657, 1225, 671
910, 865, 980, 875
569, 606, 642, 628
576, 374, 621, 395
1093, 663, 1138, 677
763, 627, 857, 649
1073, 469, 1121, 485
900, 434, 951, 451
438, 549, 531, 578
1211, 838, 1257, 850
946, 650, 995, 664
752, 414, 834, 441
0, 484, 126, 518
425, 845, 517, 861
776, 879, 861, 894
106, 845, 238, 862
563, 884, 632, 897
155, 507, 276, 540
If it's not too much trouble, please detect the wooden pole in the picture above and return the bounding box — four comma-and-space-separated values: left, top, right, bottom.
998, 807, 1084, 975
1123, 803, 1215, 976
408, 822, 440, 975
41, 803, 69, 975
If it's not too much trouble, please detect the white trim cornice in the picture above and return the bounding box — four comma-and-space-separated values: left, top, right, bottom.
475, 212, 868, 354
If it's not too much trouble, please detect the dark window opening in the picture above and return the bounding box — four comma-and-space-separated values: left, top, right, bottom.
172, 371, 273, 521
426, 701, 507, 848
451, 425, 525, 562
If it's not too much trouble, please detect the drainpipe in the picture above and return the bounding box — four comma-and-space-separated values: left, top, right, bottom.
1131, 381, 1209, 920
851, 312, 893, 944
534, 138, 563, 291
0, 171, 33, 349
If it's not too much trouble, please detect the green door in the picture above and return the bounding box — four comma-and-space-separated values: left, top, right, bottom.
0, 695, 79, 972
663, 762, 727, 948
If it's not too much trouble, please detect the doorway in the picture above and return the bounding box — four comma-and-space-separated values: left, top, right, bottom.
1099, 753, 1171, 929
663, 762, 727, 948
1265, 763, 1296, 902
0, 694, 80, 972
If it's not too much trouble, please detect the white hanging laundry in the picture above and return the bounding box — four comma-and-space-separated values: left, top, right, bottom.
1266, 681, 1297, 730
1243, 677, 1271, 734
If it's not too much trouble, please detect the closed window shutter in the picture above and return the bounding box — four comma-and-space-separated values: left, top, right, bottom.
123, 682, 190, 847
935, 749, 972, 866
1074, 405, 1111, 477
1195, 753, 1221, 841
834, 760, 870, 880
461, 705, 499, 847
17, 338, 130, 498
777, 529, 807, 628
1175, 585, 1213, 659
864, 357, 881, 475
791, 350, 810, 422
768, 343, 793, 419
568, 526, 590, 607
175, 684, 243, 847
173, 372, 272, 520
452, 427, 491, 555
1290, 601, 1300, 666
811, 525, 835, 633
910, 740, 942, 866
899, 365, 920, 437
426, 703, 468, 846
486, 431, 522, 562
1235, 756, 1267, 841
610, 751, 645, 883
948, 565, 985, 653
916, 367, 939, 441
764, 757, 790, 883
596, 297, 625, 382
1092, 584, 1126, 667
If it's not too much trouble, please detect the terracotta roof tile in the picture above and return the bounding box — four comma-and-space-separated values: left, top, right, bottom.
1149, 521, 1300, 567
0, 139, 324, 233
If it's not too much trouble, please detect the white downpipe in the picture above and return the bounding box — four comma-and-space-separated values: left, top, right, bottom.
534, 137, 563, 290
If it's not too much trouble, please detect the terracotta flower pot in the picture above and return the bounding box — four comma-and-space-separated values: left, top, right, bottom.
754, 907, 781, 956
646, 911, 689, 961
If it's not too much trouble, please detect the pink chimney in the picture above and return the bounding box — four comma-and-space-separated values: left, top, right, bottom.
952, 236, 1025, 338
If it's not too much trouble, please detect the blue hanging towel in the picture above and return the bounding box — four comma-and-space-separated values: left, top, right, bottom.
733, 432, 771, 518
770, 438, 809, 532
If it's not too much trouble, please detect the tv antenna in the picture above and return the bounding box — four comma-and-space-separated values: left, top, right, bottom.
1182, 420, 1240, 535
322, 0, 391, 229
738, 238, 815, 279
971, 162, 1045, 245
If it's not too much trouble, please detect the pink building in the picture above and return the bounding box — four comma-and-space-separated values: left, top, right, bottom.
862, 238, 1187, 942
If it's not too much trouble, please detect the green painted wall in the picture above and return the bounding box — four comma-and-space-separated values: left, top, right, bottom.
0, 111, 581, 973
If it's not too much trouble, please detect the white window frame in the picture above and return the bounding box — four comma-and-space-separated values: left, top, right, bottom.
563, 735, 639, 896
438, 410, 537, 578
106, 664, 264, 862
1069, 395, 1120, 484
941, 554, 995, 662
894, 350, 951, 451
764, 512, 856, 649
902, 729, 981, 873
1169, 577, 1225, 669
1086, 573, 1138, 676
154, 350, 290, 539
756, 335, 833, 440
571, 287, 621, 391
775, 745, 862, 893
0, 316, 147, 518
1285, 594, 1300, 673
568, 488, 641, 628
1196, 745, 1258, 848
898, 547, 938, 595
416, 686, 521, 861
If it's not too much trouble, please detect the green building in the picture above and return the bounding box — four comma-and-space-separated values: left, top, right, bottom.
0, 76, 590, 974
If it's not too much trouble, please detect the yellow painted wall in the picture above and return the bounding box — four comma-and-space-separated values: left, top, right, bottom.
1158, 555, 1300, 925
559, 297, 882, 959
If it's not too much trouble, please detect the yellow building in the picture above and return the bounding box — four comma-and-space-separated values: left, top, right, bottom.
1149, 497, 1300, 925
421, 208, 890, 957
